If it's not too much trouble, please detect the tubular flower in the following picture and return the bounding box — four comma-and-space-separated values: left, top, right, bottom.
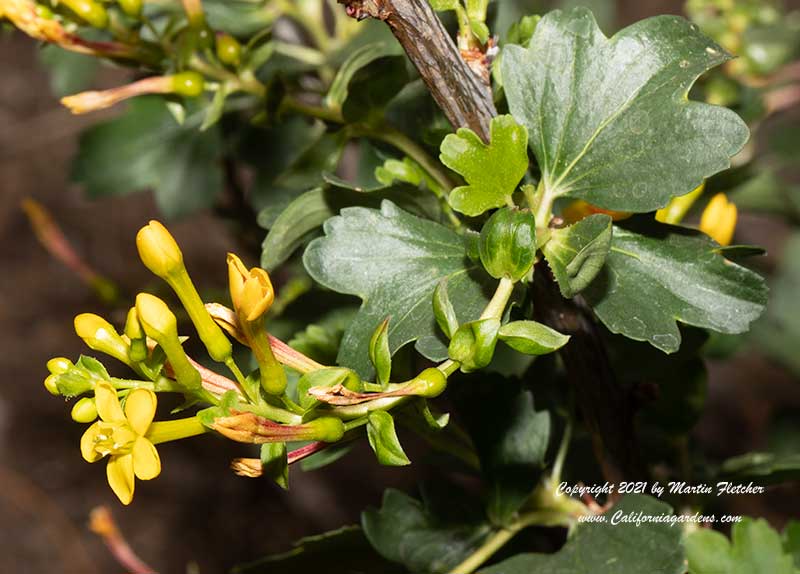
227, 254, 285, 395
74, 313, 132, 367
80, 382, 161, 505
700, 193, 737, 246
656, 182, 706, 225
61, 72, 204, 115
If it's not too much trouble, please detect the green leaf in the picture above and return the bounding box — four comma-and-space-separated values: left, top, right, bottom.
439, 115, 529, 216
428, 0, 458, 10
72, 96, 222, 217
362, 489, 492, 573
448, 318, 501, 372
341, 55, 411, 123
367, 411, 410, 466
52, 355, 111, 397
454, 378, 550, 525
433, 279, 459, 339
303, 201, 492, 378
483, 495, 684, 574
686, 518, 795, 574
325, 42, 403, 112
784, 521, 800, 568
718, 452, 800, 485
261, 183, 439, 271
470, 19, 490, 44
369, 318, 392, 388
584, 221, 767, 353
288, 308, 357, 365
260, 443, 288, 490
233, 525, 403, 574
297, 367, 360, 409
542, 213, 612, 297
498, 320, 570, 355
502, 7, 749, 212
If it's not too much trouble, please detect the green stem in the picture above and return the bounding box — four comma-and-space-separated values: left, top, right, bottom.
480, 277, 515, 320
189, 55, 266, 97
551, 415, 572, 485
278, 0, 331, 52
448, 526, 519, 574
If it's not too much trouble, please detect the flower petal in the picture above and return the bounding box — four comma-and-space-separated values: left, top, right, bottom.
80, 423, 104, 462
95, 382, 124, 422
124, 388, 157, 435
106, 453, 135, 505
132, 438, 161, 480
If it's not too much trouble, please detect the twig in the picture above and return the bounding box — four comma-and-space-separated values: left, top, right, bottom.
89, 506, 157, 574
337, 0, 497, 142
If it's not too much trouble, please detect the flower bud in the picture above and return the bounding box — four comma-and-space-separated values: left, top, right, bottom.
479, 207, 536, 281
171, 71, 205, 97
74, 313, 131, 366
136, 220, 184, 279
216, 33, 241, 66
117, 0, 142, 18
71, 397, 98, 423
410, 368, 447, 398
227, 254, 274, 323
700, 193, 737, 246
308, 417, 345, 443
124, 307, 148, 363
136, 293, 201, 389
61, 0, 108, 28
47, 357, 73, 375
44, 374, 61, 396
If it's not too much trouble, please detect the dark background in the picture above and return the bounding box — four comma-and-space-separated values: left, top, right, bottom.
1, 0, 798, 572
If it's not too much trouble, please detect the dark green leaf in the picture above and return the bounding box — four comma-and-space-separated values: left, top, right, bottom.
39, 44, 98, 97
718, 452, 800, 485
72, 97, 222, 217
342, 55, 411, 123
783, 521, 800, 568
325, 42, 403, 112
498, 320, 570, 355
439, 115, 529, 216
367, 411, 410, 466
584, 220, 767, 353
484, 495, 684, 574
288, 307, 357, 366
362, 489, 492, 573
260, 443, 288, 490
303, 201, 492, 378
502, 7, 749, 212
233, 525, 403, 574
542, 213, 612, 297
686, 518, 795, 574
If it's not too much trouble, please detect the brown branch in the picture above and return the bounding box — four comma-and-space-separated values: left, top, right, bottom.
532, 264, 647, 486
338, 0, 497, 142
89, 506, 157, 574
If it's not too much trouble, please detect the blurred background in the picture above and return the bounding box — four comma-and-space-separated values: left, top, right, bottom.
1, 0, 799, 572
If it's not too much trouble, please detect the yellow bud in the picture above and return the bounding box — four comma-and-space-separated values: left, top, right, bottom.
227, 254, 274, 323
124, 307, 148, 362
74, 313, 131, 366
135, 293, 201, 389
700, 193, 737, 246
136, 220, 184, 279
136, 293, 178, 340
71, 397, 98, 423
47, 357, 73, 375
44, 374, 60, 396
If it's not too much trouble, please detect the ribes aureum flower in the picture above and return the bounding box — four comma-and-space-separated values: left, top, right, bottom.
700, 193, 737, 246
80, 382, 161, 505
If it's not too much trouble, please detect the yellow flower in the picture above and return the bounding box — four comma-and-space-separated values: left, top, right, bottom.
74, 313, 132, 367
227, 254, 274, 323
561, 200, 631, 224
656, 182, 706, 225
700, 193, 737, 246
80, 382, 161, 505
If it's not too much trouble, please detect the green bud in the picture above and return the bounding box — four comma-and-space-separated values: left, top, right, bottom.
171, 72, 205, 98
216, 33, 242, 67
124, 307, 148, 363
448, 318, 500, 372
412, 368, 447, 398
479, 207, 536, 281
71, 397, 98, 423
369, 318, 391, 389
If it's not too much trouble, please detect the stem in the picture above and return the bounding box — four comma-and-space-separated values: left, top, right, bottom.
447, 526, 519, 574
146, 417, 207, 445
551, 415, 573, 484
480, 277, 515, 320
189, 56, 266, 97
279, 0, 331, 51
